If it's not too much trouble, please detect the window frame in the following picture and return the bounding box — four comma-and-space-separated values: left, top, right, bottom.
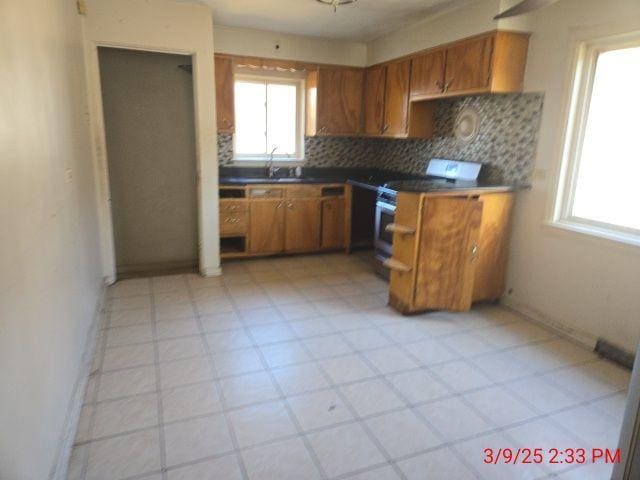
550, 30, 640, 247
232, 73, 306, 164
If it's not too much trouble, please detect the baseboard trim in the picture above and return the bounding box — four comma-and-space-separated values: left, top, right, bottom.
48, 280, 107, 480
501, 297, 598, 351
202, 266, 222, 277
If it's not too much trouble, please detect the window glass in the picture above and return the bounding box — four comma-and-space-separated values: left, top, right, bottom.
266, 83, 297, 155
234, 81, 267, 155
571, 47, 640, 231
233, 77, 302, 159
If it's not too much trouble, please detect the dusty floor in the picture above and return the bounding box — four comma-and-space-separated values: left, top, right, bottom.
68, 253, 629, 480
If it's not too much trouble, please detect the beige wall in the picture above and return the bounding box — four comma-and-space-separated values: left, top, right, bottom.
83, 0, 221, 278
0, 0, 104, 478
99, 48, 198, 272
505, 0, 640, 353
366, 0, 640, 352
214, 25, 368, 66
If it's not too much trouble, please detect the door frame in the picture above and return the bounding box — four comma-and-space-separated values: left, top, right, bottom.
84, 40, 221, 283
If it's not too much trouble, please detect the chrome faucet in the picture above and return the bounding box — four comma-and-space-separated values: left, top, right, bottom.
266, 146, 280, 179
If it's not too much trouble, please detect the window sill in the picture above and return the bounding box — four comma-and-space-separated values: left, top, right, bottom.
546, 218, 640, 249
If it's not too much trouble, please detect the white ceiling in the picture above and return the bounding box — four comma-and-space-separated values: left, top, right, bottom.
200, 0, 477, 42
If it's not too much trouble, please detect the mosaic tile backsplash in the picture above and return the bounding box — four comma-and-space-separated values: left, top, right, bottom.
218, 92, 544, 185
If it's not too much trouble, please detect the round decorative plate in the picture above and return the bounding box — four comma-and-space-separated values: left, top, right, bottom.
454, 107, 480, 143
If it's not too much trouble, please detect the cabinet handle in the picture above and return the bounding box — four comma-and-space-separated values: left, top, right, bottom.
471, 244, 479, 262
444, 78, 455, 92
287, 203, 294, 210
224, 218, 240, 224
381, 124, 390, 134
319, 126, 327, 133
276, 202, 283, 209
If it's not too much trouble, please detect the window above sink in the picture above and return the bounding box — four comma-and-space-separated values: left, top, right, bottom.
233, 73, 306, 164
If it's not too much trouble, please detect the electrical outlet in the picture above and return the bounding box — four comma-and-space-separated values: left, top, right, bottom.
76, 0, 87, 15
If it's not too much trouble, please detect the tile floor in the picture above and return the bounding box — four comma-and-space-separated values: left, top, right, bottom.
68, 253, 630, 480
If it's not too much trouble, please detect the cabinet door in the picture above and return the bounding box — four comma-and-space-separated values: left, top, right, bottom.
410, 49, 446, 99
317, 68, 364, 135
414, 197, 483, 311
321, 198, 345, 249
444, 34, 494, 94
383, 59, 411, 137
214, 55, 235, 133
363, 65, 386, 136
285, 199, 320, 252
249, 200, 285, 254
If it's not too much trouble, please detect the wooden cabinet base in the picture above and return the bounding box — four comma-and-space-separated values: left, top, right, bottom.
387, 191, 515, 314
220, 183, 352, 259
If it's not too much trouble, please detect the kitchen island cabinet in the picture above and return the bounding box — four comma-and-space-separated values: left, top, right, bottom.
385, 191, 515, 313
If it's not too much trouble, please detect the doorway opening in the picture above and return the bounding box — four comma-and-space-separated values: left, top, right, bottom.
98, 47, 199, 278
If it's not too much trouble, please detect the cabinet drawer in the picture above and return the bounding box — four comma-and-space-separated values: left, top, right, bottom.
286, 186, 320, 198
249, 187, 284, 198
220, 200, 248, 213
220, 212, 248, 235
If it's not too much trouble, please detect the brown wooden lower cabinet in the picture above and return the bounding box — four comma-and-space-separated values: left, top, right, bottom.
220, 184, 351, 259
387, 191, 514, 313
248, 199, 285, 254
321, 197, 345, 249
284, 198, 320, 252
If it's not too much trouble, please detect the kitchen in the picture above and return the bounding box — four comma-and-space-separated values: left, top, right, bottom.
215, 29, 536, 315
3, 1, 640, 480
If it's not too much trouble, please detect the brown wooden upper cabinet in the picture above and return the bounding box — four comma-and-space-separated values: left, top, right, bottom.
410, 31, 529, 100
382, 60, 411, 137
365, 59, 434, 139
410, 49, 446, 98
364, 60, 411, 137
214, 55, 235, 134
306, 67, 364, 136
363, 65, 386, 136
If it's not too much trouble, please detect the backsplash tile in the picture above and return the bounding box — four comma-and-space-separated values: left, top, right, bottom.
218, 92, 544, 186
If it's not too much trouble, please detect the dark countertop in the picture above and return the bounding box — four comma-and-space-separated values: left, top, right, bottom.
219, 167, 521, 193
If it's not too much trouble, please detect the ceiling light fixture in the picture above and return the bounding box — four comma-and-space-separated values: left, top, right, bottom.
316, 0, 357, 13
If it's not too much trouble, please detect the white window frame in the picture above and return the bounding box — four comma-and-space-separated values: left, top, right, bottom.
550, 29, 640, 247
232, 73, 306, 164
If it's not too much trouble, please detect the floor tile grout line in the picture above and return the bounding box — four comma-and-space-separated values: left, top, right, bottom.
79, 277, 151, 480
101, 300, 605, 380
148, 277, 169, 480
186, 276, 252, 480
225, 270, 331, 480
80, 336, 623, 420
336, 326, 483, 480
78, 338, 626, 432
295, 325, 411, 480
73, 368, 628, 453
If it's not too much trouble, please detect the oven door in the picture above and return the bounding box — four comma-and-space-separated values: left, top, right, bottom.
374, 200, 396, 257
